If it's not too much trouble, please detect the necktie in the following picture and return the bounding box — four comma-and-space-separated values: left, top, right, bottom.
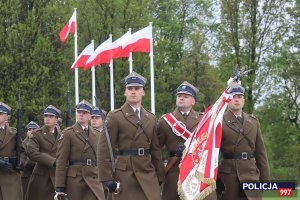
237, 116, 243, 124
135, 109, 140, 119
84, 128, 89, 136
183, 112, 188, 120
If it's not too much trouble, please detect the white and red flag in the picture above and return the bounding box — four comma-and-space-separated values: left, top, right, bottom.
59, 11, 76, 44
120, 25, 152, 57
84, 38, 112, 70
70, 42, 94, 70
178, 88, 232, 200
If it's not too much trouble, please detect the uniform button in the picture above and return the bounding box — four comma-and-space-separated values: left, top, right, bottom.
240, 129, 244, 133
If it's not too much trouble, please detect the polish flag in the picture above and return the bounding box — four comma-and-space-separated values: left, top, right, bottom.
110, 31, 131, 59
70, 42, 94, 70
59, 11, 76, 44
84, 38, 112, 70
120, 25, 152, 56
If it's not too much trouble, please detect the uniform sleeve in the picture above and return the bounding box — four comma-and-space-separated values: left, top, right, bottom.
156, 117, 166, 148
254, 120, 270, 181
97, 112, 118, 181
27, 132, 56, 167
55, 131, 71, 188
150, 119, 165, 182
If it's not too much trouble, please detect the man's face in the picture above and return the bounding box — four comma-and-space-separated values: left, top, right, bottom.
44, 115, 58, 127
176, 93, 195, 111
91, 116, 103, 129
228, 94, 245, 112
124, 86, 145, 104
0, 113, 8, 125
76, 110, 91, 124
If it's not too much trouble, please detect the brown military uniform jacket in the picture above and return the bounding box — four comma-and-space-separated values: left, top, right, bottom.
218, 110, 270, 200
26, 126, 61, 200
97, 103, 164, 200
21, 136, 36, 200
157, 108, 199, 200
0, 125, 23, 200
55, 123, 105, 200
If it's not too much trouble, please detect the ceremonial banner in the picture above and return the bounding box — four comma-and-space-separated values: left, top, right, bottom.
178, 89, 231, 200
70, 42, 93, 69
84, 38, 112, 69
59, 11, 76, 44
120, 25, 152, 56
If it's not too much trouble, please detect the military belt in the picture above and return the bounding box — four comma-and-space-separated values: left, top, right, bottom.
0, 157, 16, 164
222, 152, 254, 160
69, 159, 97, 166
117, 148, 150, 156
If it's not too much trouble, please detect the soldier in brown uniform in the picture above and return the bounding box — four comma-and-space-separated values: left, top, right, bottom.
157, 81, 202, 200
55, 100, 105, 200
91, 107, 104, 131
26, 105, 61, 200
0, 102, 23, 200
217, 83, 270, 199
97, 71, 164, 200
21, 121, 39, 200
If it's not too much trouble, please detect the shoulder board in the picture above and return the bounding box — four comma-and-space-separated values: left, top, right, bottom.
143, 107, 156, 117
158, 114, 167, 121
34, 128, 43, 132
111, 108, 122, 113
249, 114, 257, 120
11, 127, 17, 131
62, 127, 74, 133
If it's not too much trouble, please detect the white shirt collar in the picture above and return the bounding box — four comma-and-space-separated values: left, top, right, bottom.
129, 105, 140, 113
81, 125, 88, 130
181, 111, 190, 115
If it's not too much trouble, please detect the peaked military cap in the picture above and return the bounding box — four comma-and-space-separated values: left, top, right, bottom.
26, 121, 40, 129
0, 102, 11, 115
176, 81, 199, 98
91, 107, 106, 118
123, 71, 146, 87
228, 82, 245, 96
44, 105, 61, 117
76, 100, 93, 113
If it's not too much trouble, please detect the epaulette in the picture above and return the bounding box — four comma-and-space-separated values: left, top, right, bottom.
111, 108, 122, 113
11, 127, 17, 131
62, 126, 73, 133
33, 127, 43, 133
143, 107, 156, 117
249, 114, 257, 120
158, 113, 168, 121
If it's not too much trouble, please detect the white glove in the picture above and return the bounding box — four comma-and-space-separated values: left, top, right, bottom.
54, 192, 68, 200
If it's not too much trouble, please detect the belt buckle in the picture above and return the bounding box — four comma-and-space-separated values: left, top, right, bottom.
86, 159, 92, 166
241, 152, 247, 159
138, 148, 145, 156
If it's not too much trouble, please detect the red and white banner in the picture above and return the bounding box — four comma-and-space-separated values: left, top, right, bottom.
163, 113, 192, 140
70, 42, 94, 70
59, 11, 76, 44
109, 31, 131, 59
178, 89, 231, 200
120, 25, 152, 57
84, 38, 112, 70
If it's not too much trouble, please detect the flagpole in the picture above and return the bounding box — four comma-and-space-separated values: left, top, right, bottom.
109, 34, 114, 111
149, 22, 155, 114
90, 40, 96, 106
128, 28, 133, 72
74, 8, 79, 105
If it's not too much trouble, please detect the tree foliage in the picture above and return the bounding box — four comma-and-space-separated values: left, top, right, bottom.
0, 0, 299, 182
